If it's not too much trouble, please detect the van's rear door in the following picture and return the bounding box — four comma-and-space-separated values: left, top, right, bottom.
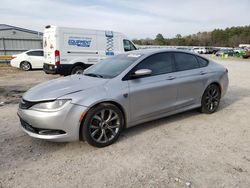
43, 28, 56, 65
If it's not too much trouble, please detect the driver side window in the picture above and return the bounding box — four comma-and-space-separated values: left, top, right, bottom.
123, 40, 136, 52
134, 53, 174, 77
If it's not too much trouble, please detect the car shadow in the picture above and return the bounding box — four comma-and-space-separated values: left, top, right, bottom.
2, 85, 249, 171
120, 85, 250, 141
29, 68, 43, 71
120, 109, 199, 141
218, 85, 250, 110
0, 131, 66, 170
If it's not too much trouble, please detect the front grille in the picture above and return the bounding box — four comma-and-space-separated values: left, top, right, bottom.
20, 117, 66, 135
20, 118, 37, 133
19, 98, 37, 109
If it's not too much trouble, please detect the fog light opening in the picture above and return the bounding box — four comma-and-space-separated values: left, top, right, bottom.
38, 129, 65, 135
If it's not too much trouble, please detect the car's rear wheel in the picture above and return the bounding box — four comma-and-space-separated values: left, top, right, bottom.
81, 103, 124, 147
71, 65, 85, 75
200, 84, 221, 114
20, 61, 31, 71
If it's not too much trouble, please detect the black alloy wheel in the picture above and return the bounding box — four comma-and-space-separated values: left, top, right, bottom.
200, 84, 221, 114
81, 103, 124, 147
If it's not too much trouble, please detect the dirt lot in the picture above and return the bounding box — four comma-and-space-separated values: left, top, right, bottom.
0, 57, 250, 188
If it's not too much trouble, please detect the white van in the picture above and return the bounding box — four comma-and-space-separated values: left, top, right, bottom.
43, 25, 137, 75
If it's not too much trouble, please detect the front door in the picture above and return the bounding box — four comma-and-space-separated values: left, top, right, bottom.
127, 52, 178, 122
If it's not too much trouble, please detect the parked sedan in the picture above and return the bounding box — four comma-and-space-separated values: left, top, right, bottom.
193, 47, 207, 54
10, 49, 44, 71
215, 49, 235, 57
242, 50, 250, 59
18, 49, 228, 147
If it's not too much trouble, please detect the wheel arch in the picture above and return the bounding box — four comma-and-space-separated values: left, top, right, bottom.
79, 100, 127, 141
70, 62, 93, 74
71, 62, 85, 70
208, 82, 222, 93
20, 60, 32, 69
201, 81, 222, 103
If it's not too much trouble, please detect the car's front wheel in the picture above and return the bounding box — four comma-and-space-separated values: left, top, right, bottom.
81, 103, 124, 147
200, 84, 221, 114
20, 61, 31, 71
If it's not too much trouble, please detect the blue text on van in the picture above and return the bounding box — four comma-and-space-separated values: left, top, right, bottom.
68, 38, 91, 47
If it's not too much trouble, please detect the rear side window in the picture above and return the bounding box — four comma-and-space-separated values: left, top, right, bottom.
27, 51, 44, 56
197, 56, 208, 67
134, 53, 173, 76
174, 53, 199, 71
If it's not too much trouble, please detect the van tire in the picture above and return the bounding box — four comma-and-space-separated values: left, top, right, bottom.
71, 65, 85, 75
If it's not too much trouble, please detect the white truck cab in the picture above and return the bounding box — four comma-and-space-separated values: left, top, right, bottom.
43, 25, 137, 75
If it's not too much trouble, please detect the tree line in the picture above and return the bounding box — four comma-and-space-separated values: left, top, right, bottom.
132, 25, 250, 47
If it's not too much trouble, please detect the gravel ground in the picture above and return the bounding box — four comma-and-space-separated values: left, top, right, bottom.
0, 58, 250, 188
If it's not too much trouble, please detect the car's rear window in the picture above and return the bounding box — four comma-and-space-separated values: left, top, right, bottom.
174, 53, 199, 71
197, 56, 209, 67
27, 51, 44, 56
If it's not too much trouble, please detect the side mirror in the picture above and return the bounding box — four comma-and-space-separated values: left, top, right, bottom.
131, 69, 152, 78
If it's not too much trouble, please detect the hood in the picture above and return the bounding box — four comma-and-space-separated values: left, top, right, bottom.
23, 75, 109, 101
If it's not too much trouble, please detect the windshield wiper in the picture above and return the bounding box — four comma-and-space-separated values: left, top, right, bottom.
84, 73, 103, 78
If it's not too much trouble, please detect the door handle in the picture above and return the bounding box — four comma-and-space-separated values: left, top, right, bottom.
166, 76, 176, 80
200, 71, 207, 75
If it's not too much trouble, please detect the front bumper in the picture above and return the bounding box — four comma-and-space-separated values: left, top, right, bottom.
17, 103, 88, 142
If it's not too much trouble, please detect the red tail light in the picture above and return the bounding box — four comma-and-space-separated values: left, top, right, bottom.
11, 56, 16, 60
55, 50, 60, 65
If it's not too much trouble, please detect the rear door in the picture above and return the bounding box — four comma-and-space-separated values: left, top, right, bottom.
173, 52, 210, 107
43, 28, 56, 65
127, 52, 178, 122
26, 50, 44, 68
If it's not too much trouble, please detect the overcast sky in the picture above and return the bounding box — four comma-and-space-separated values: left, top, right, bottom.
1, 0, 250, 39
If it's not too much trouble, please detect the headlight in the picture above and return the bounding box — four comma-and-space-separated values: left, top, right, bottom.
30, 99, 71, 112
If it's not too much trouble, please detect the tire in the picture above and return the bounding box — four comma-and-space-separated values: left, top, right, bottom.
20, 61, 31, 71
71, 65, 85, 75
200, 84, 221, 114
81, 103, 124, 147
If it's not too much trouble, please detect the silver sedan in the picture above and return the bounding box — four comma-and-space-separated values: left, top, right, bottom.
18, 49, 228, 147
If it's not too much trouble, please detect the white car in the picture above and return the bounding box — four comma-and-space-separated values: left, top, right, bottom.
10, 49, 44, 71
193, 47, 207, 54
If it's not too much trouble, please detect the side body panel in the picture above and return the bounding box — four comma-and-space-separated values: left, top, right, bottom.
128, 74, 178, 123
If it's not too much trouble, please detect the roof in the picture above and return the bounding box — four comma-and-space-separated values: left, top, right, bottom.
125, 48, 210, 61
0, 24, 43, 35
127, 48, 192, 55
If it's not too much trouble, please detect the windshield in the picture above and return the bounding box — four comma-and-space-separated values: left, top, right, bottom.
84, 54, 142, 78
